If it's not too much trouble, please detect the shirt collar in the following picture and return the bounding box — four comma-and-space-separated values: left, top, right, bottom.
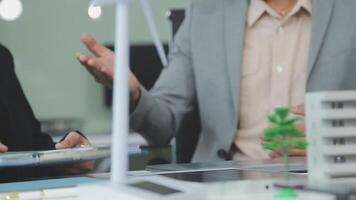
300, 0, 312, 14
247, 0, 312, 27
247, 0, 267, 27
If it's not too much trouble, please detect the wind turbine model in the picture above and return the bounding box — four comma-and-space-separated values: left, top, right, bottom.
89, 0, 167, 185
79, 0, 204, 199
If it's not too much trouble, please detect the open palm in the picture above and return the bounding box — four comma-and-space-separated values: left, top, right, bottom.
76, 33, 114, 88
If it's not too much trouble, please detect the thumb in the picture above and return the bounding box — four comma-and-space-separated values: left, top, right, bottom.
55, 139, 72, 149
0, 143, 8, 153
291, 104, 305, 116
80, 33, 111, 57
56, 140, 71, 149
55, 132, 81, 149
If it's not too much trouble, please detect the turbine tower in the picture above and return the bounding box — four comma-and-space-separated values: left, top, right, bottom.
90, 0, 168, 184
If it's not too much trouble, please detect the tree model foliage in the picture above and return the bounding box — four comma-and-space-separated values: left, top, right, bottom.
263, 107, 307, 198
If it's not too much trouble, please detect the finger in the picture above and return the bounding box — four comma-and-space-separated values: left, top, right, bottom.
76, 52, 90, 63
76, 52, 98, 77
80, 33, 111, 57
291, 104, 305, 116
77, 55, 109, 84
268, 151, 281, 158
84, 61, 102, 78
55, 132, 82, 149
86, 59, 113, 86
293, 136, 306, 140
87, 57, 112, 74
0, 143, 8, 153
84, 58, 107, 75
268, 146, 307, 158
288, 148, 307, 157
76, 53, 100, 74
297, 121, 306, 132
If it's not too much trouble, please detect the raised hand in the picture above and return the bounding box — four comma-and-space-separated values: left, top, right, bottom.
76, 33, 141, 104
76, 33, 115, 88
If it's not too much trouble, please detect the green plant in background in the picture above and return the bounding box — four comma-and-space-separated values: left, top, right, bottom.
263, 107, 307, 199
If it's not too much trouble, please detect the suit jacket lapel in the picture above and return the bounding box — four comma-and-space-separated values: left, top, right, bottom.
307, 0, 335, 79
223, 0, 248, 119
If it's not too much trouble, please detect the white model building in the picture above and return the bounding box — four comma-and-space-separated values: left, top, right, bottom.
306, 90, 356, 184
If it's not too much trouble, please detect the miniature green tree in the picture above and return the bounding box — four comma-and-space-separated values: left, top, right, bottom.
263, 107, 307, 198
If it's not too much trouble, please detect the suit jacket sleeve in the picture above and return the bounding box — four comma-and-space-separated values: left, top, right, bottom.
0, 44, 55, 151
130, 4, 196, 146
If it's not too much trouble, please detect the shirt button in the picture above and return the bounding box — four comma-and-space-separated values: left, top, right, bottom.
276, 65, 283, 73
217, 149, 228, 159
277, 26, 284, 34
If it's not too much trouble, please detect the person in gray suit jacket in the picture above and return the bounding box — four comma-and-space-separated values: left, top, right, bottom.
76, 0, 355, 162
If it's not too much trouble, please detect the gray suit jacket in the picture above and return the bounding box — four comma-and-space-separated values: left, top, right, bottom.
131, 0, 356, 162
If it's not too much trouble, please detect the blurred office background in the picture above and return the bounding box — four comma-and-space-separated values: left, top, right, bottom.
0, 0, 189, 144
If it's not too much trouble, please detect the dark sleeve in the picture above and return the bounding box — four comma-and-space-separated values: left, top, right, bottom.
0, 44, 55, 151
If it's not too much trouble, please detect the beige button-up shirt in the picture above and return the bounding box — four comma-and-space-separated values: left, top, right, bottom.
233, 0, 312, 160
